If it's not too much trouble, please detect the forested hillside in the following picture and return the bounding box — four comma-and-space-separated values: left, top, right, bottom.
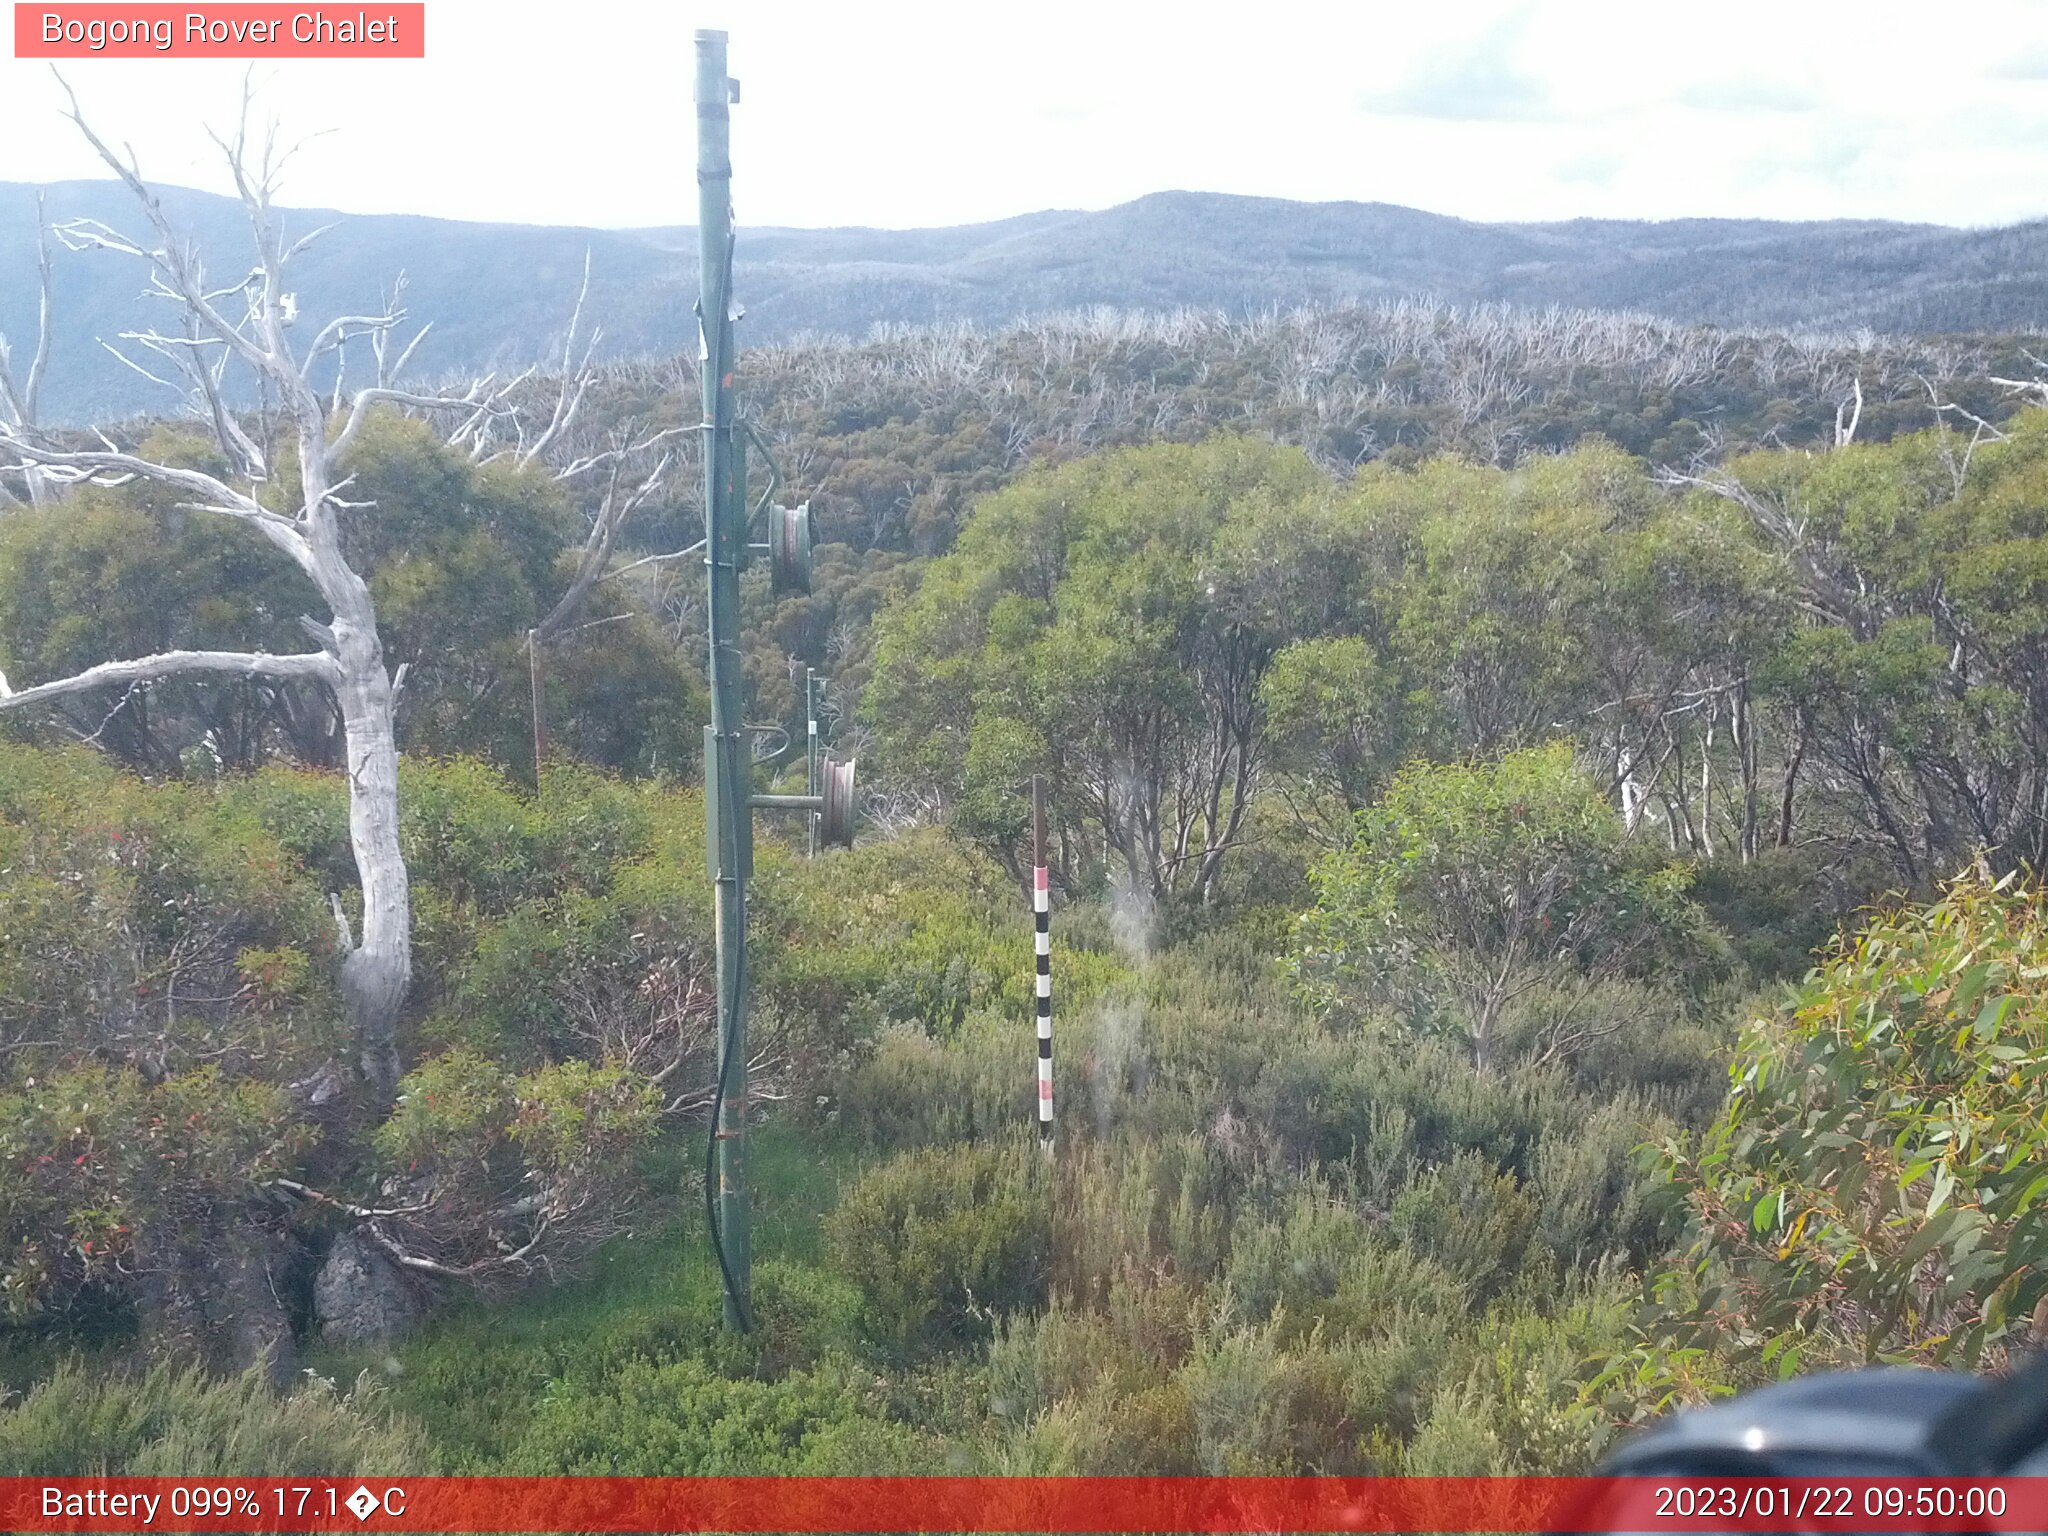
7, 170, 2048, 1477
6, 177, 2048, 419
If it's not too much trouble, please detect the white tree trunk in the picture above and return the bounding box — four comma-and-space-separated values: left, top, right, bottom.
3, 86, 643, 1104
333, 618, 409, 1098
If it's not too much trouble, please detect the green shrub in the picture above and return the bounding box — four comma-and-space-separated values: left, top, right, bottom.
985, 1302, 1158, 1429
1054, 1133, 1242, 1304
504, 1357, 923, 1474
400, 758, 659, 915
1389, 1150, 1538, 1300
1219, 1185, 1380, 1336
761, 829, 1126, 1043
1688, 846, 1896, 984
1529, 1097, 1670, 1269
827, 1140, 1051, 1358
1456, 1286, 1629, 1473
0, 1361, 429, 1475
836, 1016, 1033, 1150
216, 762, 354, 890
1562, 994, 1729, 1126
1634, 868, 2048, 1380
1399, 1377, 1510, 1475
1314, 1286, 1460, 1441
367, 1050, 659, 1280
0, 1066, 304, 1321
1176, 1317, 1375, 1474
737, 1262, 863, 1370
589, 1259, 867, 1382
982, 1299, 1199, 1474
1291, 745, 1716, 1072
1251, 1033, 1563, 1183
0, 743, 339, 1086
1179, 1316, 1295, 1475
988, 1382, 1199, 1474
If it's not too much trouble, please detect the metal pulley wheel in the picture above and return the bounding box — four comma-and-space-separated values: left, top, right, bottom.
818, 756, 856, 848
770, 501, 813, 596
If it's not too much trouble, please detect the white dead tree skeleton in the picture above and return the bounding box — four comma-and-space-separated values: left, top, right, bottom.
525, 407, 683, 771
0, 194, 54, 510
0, 85, 674, 1103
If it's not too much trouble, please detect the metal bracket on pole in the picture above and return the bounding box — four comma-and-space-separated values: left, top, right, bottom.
751, 755, 855, 848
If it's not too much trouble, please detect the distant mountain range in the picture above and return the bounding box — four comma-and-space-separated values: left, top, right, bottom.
4, 181, 2046, 422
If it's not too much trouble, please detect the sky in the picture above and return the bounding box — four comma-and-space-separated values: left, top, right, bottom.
4, 0, 2048, 231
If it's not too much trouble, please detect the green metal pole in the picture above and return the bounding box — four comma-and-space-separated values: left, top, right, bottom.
696, 27, 751, 1331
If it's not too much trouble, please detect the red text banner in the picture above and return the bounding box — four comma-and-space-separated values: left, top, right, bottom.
4, 1476, 2048, 1533
14, 5, 424, 58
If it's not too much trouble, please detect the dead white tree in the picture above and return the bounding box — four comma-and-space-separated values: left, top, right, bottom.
525, 422, 682, 773
1834, 375, 1863, 447
0, 192, 54, 509
0, 85, 644, 1101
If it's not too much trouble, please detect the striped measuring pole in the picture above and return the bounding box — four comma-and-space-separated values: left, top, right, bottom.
1031, 776, 1053, 1151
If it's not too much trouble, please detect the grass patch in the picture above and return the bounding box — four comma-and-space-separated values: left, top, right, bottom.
309, 1120, 866, 1471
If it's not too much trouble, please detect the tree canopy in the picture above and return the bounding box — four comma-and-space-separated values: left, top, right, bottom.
1292, 745, 1711, 1072
1628, 867, 2048, 1391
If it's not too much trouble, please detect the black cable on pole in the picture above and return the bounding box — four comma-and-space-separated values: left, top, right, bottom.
702, 217, 753, 1335
704, 1062, 752, 1333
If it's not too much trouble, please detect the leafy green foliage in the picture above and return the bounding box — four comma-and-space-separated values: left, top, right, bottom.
0, 432, 311, 775
1710, 414, 2048, 879
370, 1051, 659, 1279
1260, 636, 1421, 824
0, 741, 341, 1077
505, 1356, 935, 1474
760, 829, 1125, 1046
13, 357, 2048, 1480
0, 415, 704, 782
0, 1360, 430, 1475
0, 741, 337, 1330
827, 1140, 1052, 1359
1293, 746, 1712, 1070
0, 1066, 303, 1320
868, 436, 1335, 907
1627, 869, 2048, 1393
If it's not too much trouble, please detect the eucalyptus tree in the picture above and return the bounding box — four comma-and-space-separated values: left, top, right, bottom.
1667, 413, 2048, 881
868, 436, 1338, 907
1291, 745, 1712, 1074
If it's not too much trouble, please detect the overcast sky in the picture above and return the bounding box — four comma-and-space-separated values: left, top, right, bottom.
5, 0, 2048, 231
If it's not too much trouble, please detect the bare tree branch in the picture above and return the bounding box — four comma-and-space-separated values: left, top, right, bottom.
27, 77, 419, 1100
15, 79, 664, 1109
301, 311, 403, 375
0, 648, 339, 711
330, 380, 512, 465
51, 78, 281, 385
0, 192, 56, 507
516, 249, 598, 467
534, 446, 677, 643
268, 1178, 431, 1220
1990, 375, 2048, 407
0, 437, 311, 559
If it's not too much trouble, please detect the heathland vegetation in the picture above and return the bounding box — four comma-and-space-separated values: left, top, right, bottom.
5, 161, 2048, 1473
9, 178, 2048, 420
